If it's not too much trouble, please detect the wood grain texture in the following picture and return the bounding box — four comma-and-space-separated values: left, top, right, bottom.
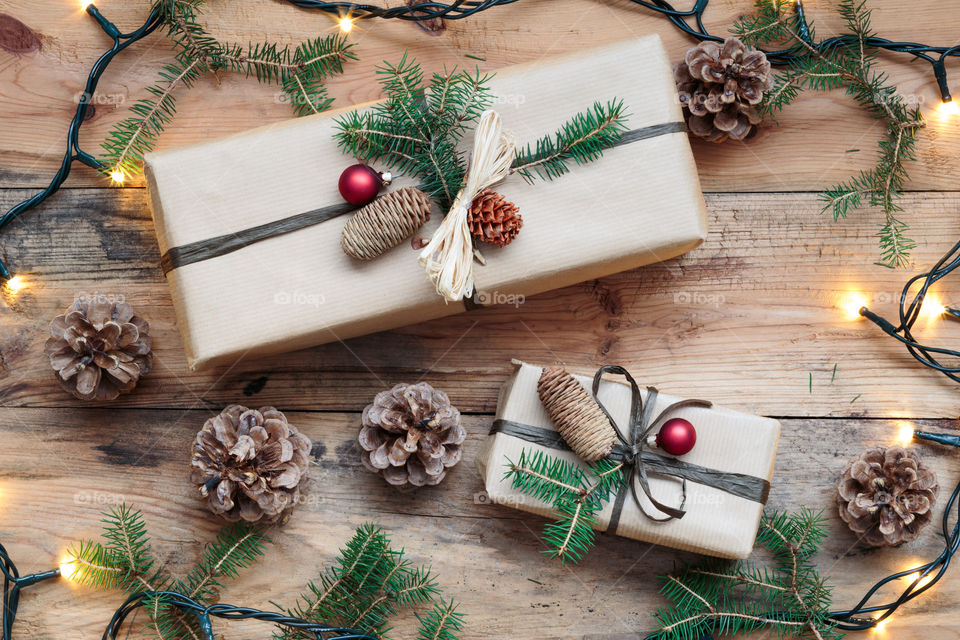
2, 2, 960, 639
3, 188, 960, 417
0, 411, 957, 639
0, 0, 957, 190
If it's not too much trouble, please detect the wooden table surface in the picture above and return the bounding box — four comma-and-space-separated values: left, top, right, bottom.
1, 1, 959, 638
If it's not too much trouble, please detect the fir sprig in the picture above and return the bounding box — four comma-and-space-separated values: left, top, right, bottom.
335, 54, 628, 211
281, 523, 456, 639
733, 0, 924, 267
334, 54, 493, 210
510, 99, 628, 182
99, 0, 356, 180
651, 509, 840, 640
505, 449, 625, 563
66, 507, 465, 640
66, 504, 266, 640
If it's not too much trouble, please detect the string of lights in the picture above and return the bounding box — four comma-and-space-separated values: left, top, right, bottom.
854, 239, 960, 383
2, 0, 960, 286
103, 591, 379, 640
0, 544, 379, 640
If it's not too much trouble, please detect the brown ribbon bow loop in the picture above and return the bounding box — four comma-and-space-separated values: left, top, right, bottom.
590, 365, 712, 522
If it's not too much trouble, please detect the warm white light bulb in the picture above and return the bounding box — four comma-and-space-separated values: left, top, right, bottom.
920, 293, 945, 321
937, 100, 960, 121
109, 169, 125, 184
338, 16, 354, 33
4, 276, 25, 292
80, 0, 95, 10
896, 422, 914, 446
840, 292, 868, 320
59, 556, 77, 581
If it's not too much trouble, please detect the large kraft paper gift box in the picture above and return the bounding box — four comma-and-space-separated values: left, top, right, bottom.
145, 35, 707, 370
477, 361, 781, 559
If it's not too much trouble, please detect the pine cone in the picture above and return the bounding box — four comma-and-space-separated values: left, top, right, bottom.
191, 405, 312, 523
44, 297, 153, 401
467, 189, 523, 247
837, 446, 939, 546
359, 382, 465, 488
674, 37, 773, 143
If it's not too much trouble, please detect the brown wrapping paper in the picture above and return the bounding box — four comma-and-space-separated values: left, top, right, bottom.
145, 35, 707, 370
477, 361, 781, 559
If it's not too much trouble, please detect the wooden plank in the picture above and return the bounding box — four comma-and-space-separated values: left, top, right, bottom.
3, 188, 960, 417
0, 0, 957, 190
0, 410, 956, 639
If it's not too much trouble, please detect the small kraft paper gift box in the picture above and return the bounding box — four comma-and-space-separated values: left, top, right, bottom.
477, 361, 781, 559
145, 35, 707, 370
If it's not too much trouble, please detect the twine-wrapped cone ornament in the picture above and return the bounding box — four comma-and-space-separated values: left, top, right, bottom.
837, 446, 939, 546
341, 187, 432, 260
44, 298, 153, 401
191, 405, 312, 523
537, 366, 616, 462
418, 109, 516, 302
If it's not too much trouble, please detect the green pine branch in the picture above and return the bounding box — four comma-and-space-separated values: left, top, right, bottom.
510, 99, 628, 183
99, 0, 356, 181
66, 504, 264, 640
733, 0, 924, 267
505, 449, 625, 563
416, 599, 466, 640
335, 53, 628, 212
650, 509, 841, 640
281, 523, 458, 640
334, 53, 492, 210
67, 507, 464, 640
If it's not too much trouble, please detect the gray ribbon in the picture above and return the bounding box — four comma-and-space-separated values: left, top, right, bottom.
490, 365, 770, 533
157, 121, 686, 275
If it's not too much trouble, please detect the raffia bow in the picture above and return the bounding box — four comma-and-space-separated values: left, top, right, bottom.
418, 110, 516, 302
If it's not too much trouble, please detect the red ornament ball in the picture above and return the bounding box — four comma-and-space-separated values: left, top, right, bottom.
656, 418, 697, 456
338, 164, 384, 206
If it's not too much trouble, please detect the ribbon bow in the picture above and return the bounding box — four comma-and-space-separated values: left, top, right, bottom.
590, 365, 713, 523
418, 110, 516, 302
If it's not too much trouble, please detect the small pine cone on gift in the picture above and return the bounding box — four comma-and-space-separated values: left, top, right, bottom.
191, 405, 312, 523
837, 446, 939, 546
44, 298, 153, 401
468, 189, 523, 247
359, 382, 466, 488
674, 37, 774, 143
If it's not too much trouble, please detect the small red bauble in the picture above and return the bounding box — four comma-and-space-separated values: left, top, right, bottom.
655, 417, 697, 456
338, 164, 389, 206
